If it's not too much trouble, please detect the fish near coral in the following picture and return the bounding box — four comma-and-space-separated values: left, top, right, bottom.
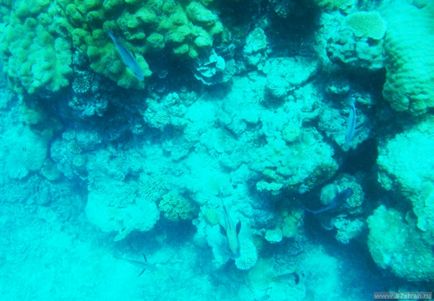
107, 30, 145, 81
219, 203, 241, 258
305, 188, 354, 215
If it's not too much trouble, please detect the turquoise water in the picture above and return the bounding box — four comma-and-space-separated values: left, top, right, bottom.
1, 0, 433, 300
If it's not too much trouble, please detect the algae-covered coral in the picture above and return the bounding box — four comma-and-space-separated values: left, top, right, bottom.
1, 0, 433, 299
0, 0, 224, 91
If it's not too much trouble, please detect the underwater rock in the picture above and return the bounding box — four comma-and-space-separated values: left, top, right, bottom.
1, 124, 48, 179
193, 50, 235, 85
143, 92, 196, 131
324, 12, 385, 71
235, 231, 258, 271
263, 209, 304, 244
367, 205, 434, 281
68, 95, 109, 119
253, 127, 338, 195
263, 56, 319, 102
243, 27, 269, 69
50, 129, 101, 179
332, 216, 364, 244
265, 228, 283, 244
86, 175, 161, 241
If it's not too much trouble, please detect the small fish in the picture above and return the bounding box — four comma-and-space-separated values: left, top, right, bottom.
305, 188, 354, 215
219, 203, 241, 257
107, 30, 145, 80
344, 100, 357, 147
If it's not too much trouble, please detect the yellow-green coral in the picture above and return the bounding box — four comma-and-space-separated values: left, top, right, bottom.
0, 1, 72, 94
159, 191, 197, 221
345, 11, 386, 40
59, 0, 223, 89
0, 0, 224, 92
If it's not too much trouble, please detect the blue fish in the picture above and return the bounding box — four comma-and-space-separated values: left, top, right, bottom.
305, 188, 354, 215
345, 100, 357, 147
107, 30, 145, 80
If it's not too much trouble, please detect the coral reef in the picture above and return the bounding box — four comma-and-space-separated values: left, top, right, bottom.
252, 127, 338, 195
319, 11, 385, 71
263, 57, 319, 101
2, 0, 434, 297
59, 0, 224, 89
0, 0, 225, 92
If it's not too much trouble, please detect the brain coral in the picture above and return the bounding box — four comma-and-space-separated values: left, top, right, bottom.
345, 11, 386, 40
380, 1, 434, 114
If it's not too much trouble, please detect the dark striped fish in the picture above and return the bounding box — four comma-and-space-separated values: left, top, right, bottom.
345, 100, 357, 147
305, 188, 354, 215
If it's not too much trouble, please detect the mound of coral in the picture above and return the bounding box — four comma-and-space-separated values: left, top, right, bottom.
1, 0, 434, 298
